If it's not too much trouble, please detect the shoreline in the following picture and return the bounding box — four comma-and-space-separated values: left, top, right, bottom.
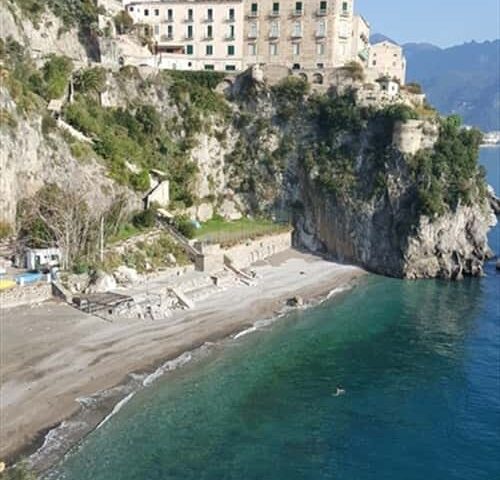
0, 250, 366, 473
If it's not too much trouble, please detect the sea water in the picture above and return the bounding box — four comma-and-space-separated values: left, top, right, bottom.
52, 149, 500, 480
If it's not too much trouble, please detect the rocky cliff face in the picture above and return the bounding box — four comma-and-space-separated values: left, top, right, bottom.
225, 75, 496, 279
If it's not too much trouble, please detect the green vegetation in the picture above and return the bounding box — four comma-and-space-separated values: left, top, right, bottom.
102, 233, 189, 274
271, 76, 310, 120
10, 0, 103, 34
409, 115, 484, 216
0, 461, 36, 479
174, 215, 197, 239
36, 54, 73, 99
114, 10, 134, 34
74, 66, 107, 95
196, 216, 289, 246
340, 61, 365, 82
0, 221, 12, 239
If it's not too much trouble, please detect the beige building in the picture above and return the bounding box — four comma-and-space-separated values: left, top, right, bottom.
351, 14, 370, 66
121, 0, 407, 86
243, 0, 356, 73
125, 0, 245, 71
367, 40, 406, 84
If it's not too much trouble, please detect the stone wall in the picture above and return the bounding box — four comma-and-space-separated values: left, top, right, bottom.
224, 230, 292, 269
392, 119, 439, 155
0, 283, 53, 310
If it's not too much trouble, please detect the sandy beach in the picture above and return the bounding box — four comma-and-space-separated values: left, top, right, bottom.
0, 249, 365, 469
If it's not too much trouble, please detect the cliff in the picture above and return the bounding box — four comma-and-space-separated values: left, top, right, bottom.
0, 27, 495, 279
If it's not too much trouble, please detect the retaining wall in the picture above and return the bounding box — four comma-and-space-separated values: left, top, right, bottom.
224, 231, 293, 269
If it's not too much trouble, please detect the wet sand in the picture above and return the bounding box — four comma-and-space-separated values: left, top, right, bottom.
0, 250, 365, 467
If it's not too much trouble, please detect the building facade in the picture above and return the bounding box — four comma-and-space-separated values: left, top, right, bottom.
125, 0, 245, 71
367, 40, 406, 84
121, 0, 406, 84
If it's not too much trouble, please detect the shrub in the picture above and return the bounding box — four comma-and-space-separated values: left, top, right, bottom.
114, 10, 134, 34
0, 221, 12, 239
132, 209, 156, 229
341, 61, 365, 82
174, 215, 196, 239
41, 55, 73, 99
405, 82, 423, 95
74, 67, 107, 95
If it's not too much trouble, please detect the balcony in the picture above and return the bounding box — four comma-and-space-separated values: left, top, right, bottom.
160, 34, 174, 42
291, 31, 303, 38
248, 31, 258, 39
185, 16, 194, 23
268, 31, 280, 39
315, 31, 326, 38
185, 34, 193, 40
226, 15, 236, 22
225, 34, 235, 41
269, 10, 280, 17
247, 11, 258, 18
166, 17, 174, 23
204, 34, 214, 41
292, 9, 303, 17
316, 8, 327, 16
204, 17, 214, 23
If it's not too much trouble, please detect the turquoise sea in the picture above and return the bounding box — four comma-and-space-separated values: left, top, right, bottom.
53, 149, 499, 480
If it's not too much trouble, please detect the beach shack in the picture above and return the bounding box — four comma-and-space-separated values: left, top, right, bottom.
24, 247, 61, 271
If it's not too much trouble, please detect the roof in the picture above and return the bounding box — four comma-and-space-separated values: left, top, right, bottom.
371, 40, 402, 50
47, 99, 63, 112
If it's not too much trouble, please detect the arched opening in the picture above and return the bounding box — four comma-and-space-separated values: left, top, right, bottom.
298, 72, 307, 82
312, 73, 324, 84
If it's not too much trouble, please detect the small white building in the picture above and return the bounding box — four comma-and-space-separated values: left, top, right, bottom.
24, 248, 62, 271
143, 170, 170, 209
377, 77, 400, 97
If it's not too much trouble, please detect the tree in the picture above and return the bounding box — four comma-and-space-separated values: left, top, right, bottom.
341, 61, 365, 82
114, 10, 134, 35
41, 55, 73, 99
18, 185, 98, 269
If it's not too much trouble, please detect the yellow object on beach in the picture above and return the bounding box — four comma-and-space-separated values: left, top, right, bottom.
0, 279, 16, 291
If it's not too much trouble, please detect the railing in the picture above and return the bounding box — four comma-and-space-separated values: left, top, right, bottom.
269, 31, 280, 39
316, 8, 327, 16
247, 11, 258, 18
291, 31, 303, 38
269, 10, 280, 17
197, 223, 290, 247
292, 9, 303, 16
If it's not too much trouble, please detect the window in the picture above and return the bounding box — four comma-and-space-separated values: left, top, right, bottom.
206, 45, 213, 55
129, 6, 134, 12
167, 25, 173, 38
229, 8, 235, 21
228, 25, 235, 39
316, 42, 325, 55
342, 1, 348, 12
248, 43, 257, 55
292, 42, 300, 55
292, 63, 300, 70
270, 21, 279, 37
295, 2, 302, 14
227, 45, 235, 55
154, 25, 160, 35
251, 3, 258, 14
207, 8, 213, 21
186, 45, 193, 55
292, 21, 302, 37
270, 43, 278, 56
272, 2, 280, 14
167, 9, 173, 21
144, 8, 149, 16
187, 25, 193, 39
187, 8, 193, 21
372, 60, 377, 66
207, 25, 213, 38
225, 65, 236, 71
249, 22, 258, 38
317, 62, 324, 69
154, 9, 159, 16
204, 64, 215, 70
316, 20, 326, 36
319, 1, 327, 12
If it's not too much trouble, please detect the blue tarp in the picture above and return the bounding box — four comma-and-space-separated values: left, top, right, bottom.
16, 272, 43, 285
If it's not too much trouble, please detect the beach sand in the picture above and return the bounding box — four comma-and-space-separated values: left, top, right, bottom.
0, 250, 365, 468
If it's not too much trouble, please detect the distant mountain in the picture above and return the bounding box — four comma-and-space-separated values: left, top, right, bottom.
404, 39, 500, 132
370, 35, 499, 131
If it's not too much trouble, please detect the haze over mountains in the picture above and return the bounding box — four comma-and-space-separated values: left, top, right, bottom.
371, 34, 500, 132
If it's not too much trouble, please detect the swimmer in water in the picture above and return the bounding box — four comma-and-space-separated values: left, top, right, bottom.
333, 385, 346, 397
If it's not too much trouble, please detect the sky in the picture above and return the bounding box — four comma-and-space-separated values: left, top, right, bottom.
356, 0, 500, 47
